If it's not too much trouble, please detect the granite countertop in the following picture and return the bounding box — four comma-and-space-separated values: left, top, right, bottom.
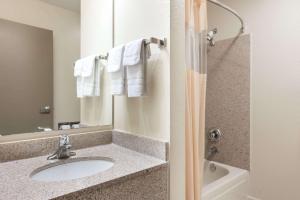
0, 144, 167, 200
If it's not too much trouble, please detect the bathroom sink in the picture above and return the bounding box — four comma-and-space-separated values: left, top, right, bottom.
30, 157, 114, 182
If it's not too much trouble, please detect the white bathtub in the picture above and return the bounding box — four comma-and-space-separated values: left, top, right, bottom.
202, 160, 249, 200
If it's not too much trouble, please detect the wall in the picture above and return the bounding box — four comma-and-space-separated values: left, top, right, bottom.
208, 0, 300, 199
206, 35, 250, 170
170, 0, 185, 199
80, 0, 113, 126
0, 0, 81, 129
113, 0, 170, 141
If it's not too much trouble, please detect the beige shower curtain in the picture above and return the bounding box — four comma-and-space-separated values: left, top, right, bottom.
185, 0, 207, 199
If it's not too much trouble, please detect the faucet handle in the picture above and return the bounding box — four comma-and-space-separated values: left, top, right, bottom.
208, 128, 223, 142
59, 135, 70, 146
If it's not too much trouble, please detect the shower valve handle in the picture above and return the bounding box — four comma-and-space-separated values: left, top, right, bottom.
208, 128, 223, 142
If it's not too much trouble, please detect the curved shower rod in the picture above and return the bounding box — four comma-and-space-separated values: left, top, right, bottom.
208, 0, 245, 33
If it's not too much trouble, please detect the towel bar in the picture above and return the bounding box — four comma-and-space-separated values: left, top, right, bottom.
73, 54, 108, 66
74, 37, 166, 66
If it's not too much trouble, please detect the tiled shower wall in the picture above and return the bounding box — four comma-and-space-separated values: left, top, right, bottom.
206, 34, 250, 170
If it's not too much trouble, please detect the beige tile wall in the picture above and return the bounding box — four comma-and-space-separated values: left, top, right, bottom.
206, 34, 250, 170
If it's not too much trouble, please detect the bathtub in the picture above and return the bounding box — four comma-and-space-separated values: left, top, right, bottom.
202, 160, 249, 200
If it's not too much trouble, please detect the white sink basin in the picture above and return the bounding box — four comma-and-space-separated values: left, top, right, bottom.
30, 157, 114, 182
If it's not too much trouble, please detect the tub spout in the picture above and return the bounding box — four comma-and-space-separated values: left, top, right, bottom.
207, 146, 219, 160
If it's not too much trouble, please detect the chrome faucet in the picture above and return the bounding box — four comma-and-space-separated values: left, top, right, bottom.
47, 135, 76, 160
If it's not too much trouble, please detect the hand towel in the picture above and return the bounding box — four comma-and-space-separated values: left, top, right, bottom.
74, 55, 102, 98
107, 45, 126, 95
74, 59, 85, 98
74, 59, 83, 77
74, 55, 96, 77
123, 39, 151, 97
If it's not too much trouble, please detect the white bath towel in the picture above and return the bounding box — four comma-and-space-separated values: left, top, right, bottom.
107, 45, 125, 95
123, 39, 151, 97
74, 55, 102, 98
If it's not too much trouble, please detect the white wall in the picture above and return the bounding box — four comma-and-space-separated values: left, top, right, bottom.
0, 0, 81, 129
80, 0, 113, 126
208, 0, 300, 199
113, 0, 170, 141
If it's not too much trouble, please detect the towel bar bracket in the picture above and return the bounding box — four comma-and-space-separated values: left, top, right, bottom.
146, 37, 167, 48
97, 53, 109, 60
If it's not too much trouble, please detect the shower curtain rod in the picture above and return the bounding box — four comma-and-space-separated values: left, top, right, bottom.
207, 0, 245, 33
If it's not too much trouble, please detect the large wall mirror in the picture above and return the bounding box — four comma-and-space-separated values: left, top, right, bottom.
0, 0, 113, 138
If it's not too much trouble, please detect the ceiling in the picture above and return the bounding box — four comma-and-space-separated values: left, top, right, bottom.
40, 0, 80, 13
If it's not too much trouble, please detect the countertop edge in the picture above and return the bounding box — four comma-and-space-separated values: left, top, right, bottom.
53, 162, 169, 199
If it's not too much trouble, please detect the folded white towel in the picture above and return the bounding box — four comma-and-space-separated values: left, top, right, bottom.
123, 39, 144, 66
107, 45, 125, 73
107, 45, 126, 95
91, 59, 102, 97
74, 55, 102, 98
74, 58, 85, 98
74, 55, 97, 77
74, 59, 83, 77
124, 39, 151, 97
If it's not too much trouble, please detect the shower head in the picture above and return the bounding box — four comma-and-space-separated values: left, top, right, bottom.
207, 28, 218, 46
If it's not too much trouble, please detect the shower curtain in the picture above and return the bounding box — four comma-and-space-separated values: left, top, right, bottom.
185, 0, 207, 199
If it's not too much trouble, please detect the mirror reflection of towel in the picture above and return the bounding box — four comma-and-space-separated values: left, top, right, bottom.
74, 55, 102, 98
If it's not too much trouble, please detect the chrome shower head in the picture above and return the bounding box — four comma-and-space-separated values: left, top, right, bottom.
207, 28, 218, 46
